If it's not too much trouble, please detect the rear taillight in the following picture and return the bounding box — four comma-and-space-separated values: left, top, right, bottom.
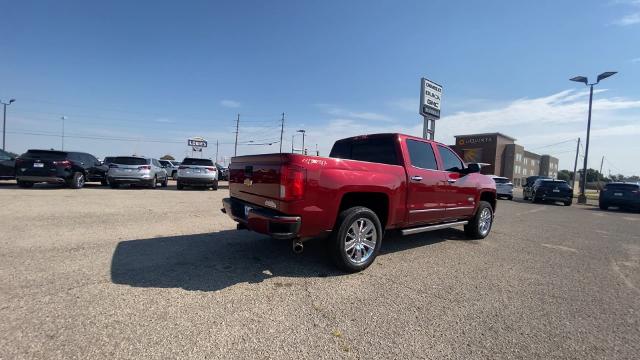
53, 160, 72, 168
178, 166, 189, 169
280, 165, 305, 201
205, 167, 216, 172
138, 165, 151, 170
109, 164, 119, 168
15, 158, 24, 166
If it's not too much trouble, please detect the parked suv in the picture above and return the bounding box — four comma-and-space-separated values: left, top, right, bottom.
523, 175, 551, 200
490, 175, 513, 200
159, 159, 180, 179
0, 149, 16, 180
176, 157, 218, 190
599, 182, 640, 211
216, 163, 229, 181
15, 149, 108, 189
107, 156, 168, 188
530, 179, 573, 206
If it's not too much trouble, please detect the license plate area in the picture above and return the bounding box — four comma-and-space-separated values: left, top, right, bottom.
614, 192, 623, 196
33, 163, 44, 168
552, 189, 560, 192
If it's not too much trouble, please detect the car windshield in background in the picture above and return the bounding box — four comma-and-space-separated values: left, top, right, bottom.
493, 178, 510, 184
113, 157, 148, 165
605, 183, 639, 191
21, 150, 68, 161
182, 158, 214, 166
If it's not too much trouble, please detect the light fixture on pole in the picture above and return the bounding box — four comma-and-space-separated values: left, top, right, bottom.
1, 98, 16, 151
569, 71, 617, 204
296, 129, 306, 155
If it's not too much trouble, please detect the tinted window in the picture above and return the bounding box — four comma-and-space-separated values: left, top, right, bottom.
159, 160, 170, 167
539, 181, 570, 188
103, 157, 115, 164
605, 183, 639, 191
329, 136, 399, 166
437, 145, 463, 171
113, 157, 148, 165
493, 178, 510, 184
0, 149, 11, 160
406, 139, 437, 170
182, 158, 214, 166
22, 150, 68, 161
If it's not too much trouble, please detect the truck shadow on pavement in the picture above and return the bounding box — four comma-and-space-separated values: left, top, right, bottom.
110, 229, 451, 292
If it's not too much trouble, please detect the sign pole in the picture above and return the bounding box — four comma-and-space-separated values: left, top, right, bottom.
420, 77, 443, 140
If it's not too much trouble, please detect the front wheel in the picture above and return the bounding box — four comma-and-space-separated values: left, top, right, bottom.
464, 201, 493, 239
330, 206, 382, 273
69, 172, 85, 189
161, 176, 168, 188
564, 200, 572, 206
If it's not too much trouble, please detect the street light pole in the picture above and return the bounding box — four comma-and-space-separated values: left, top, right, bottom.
570, 71, 616, 204
1, 98, 16, 151
61, 116, 67, 151
297, 129, 306, 155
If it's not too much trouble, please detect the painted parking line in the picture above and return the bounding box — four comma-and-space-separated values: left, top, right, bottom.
541, 243, 578, 253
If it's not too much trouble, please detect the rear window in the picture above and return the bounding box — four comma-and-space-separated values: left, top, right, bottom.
21, 150, 68, 161
113, 157, 148, 165
182, 158, 214, 166
329, 136, 399, 166
103, 157, 115, 164
493, 178, 510, 184
605, 183, 639, 191
539, 181, 570, 188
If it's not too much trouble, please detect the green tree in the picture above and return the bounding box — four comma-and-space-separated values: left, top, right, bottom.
578, 168, 605, 182
557, 169, 572, 182
160, 154, 175, 160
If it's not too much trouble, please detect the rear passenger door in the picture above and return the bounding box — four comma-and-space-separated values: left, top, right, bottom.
404, 139, 447, 225
436, 145, 476, 219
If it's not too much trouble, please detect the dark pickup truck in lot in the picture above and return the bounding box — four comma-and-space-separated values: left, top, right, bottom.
599, 182, 640, 211
222, 133, 497, 271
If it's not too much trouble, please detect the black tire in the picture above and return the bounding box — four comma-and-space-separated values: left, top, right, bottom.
464, 201, 494, 239
599, 202, 608, 210
101, 179, 109, 186
564, 200, 572, 206
109, 182, 120, 189
212, 180, 219, 191
530, 191, 539, 203
507, 195, 513, 200
176, 182, 184, 190
161, 176, 168, 188
149, 176, 157, 189
329, 206, 383, 273
17, 181, 34, 188
69, 172, 85, 189
171, 171, 177, 179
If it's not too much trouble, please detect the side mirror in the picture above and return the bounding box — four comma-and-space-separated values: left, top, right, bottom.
465, 163, 481, 174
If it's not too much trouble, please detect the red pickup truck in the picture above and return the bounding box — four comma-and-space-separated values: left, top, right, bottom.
222, 133, 496, 272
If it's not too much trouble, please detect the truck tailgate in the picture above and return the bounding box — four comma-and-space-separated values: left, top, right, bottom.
228, 153, 288, 208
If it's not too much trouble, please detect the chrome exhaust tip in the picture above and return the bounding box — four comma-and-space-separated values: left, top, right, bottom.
292, 240, 304, 254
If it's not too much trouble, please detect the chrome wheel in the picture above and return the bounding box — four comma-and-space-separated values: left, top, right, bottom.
77, 174, 85, 188
344, 218, 377, 265
478, 207, 492, 236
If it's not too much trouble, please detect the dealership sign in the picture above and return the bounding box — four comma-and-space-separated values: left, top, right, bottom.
420, 77, 443, 118
188, 137, 207, 151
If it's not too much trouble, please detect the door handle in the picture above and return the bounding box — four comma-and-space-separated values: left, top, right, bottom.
447, 179, 457, 183
411, 176, 423, 182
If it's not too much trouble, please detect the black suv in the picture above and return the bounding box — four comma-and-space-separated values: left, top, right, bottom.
15, 150, 108, 189
0, 149, 16, 180
529, 179, 573, 206
523, 175, 551, 200
599, 182, 640, 211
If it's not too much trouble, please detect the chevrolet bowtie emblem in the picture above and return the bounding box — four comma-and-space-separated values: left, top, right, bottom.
244, 178, 253, 186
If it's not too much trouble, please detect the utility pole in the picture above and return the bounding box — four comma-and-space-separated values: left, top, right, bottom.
215, 140, 219, 163
599, 156, 604, 187
234, 114, 239, 157
61, 116, 67, 150
599, 156, 604, 177
291, 135, 294, 153
315, 143, 319, 156
1, 99, 16, 151
279, 113, 285, 153
572, 137, 580, 191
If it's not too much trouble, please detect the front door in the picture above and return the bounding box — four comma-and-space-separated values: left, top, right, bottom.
437, 145, 476, 219
404, 139, 446, 225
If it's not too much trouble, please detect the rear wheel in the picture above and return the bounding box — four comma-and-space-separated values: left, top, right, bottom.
564, 200, 572, 206
171, 171, 177, 179
212, 180, 219, 191
176, 182, 184, 190
464, 201, 493, 239
530, 191, 539, 203
161, 176, 168, 188
109, 182, 120, 189
149, 176, 157, 189
17, 181, 34, 188
69, 172, 85, 189
330, 206, 382, 273
101, 178, 109, 186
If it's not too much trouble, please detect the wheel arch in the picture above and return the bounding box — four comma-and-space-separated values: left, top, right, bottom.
337, 192, 390, 230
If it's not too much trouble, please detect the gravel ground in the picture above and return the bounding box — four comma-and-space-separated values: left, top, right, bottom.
0, 181, 639, 359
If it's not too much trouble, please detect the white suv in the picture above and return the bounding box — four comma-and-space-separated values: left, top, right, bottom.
176, 157, 218, 190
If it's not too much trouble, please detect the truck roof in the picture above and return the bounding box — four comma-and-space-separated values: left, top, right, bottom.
335, 133, 450, 147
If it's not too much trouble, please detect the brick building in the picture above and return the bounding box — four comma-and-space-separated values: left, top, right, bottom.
450, 133, 559, 187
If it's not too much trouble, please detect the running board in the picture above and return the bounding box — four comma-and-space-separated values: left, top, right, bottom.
401, 221, 468, 236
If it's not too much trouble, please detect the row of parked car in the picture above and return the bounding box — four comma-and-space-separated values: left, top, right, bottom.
0, 149, 229, 190
488, 173, 639, 210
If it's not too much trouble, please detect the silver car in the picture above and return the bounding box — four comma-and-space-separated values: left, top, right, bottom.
491, 175, 514, 200
159, 159, 180, 179
176, 157, 218, 190
107, 156, 168, 189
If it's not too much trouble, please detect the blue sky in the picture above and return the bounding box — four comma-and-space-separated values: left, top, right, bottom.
1, 0, 639, 175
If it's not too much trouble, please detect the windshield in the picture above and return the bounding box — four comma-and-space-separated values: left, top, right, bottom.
112, 157, 148, 165
182, 158, 214, 166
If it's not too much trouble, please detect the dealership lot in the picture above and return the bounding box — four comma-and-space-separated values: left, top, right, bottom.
1, 182, 639, 359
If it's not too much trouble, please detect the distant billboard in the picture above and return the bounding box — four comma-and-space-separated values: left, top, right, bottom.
188, 137, 207, 152
420, 77, 443, 118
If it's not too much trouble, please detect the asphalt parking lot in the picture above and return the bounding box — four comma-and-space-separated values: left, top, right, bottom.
1, 182, 639, 359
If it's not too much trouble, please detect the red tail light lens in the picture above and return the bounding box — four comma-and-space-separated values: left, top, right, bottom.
53, 160, 72, 168
205, 167, 216, 172
280, 165, 305, 201
138, 165, 151, 170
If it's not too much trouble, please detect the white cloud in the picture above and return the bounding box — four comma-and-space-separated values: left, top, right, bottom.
316, 104, 392, 121
614, 12, 640, 25
220, 99, 241, 108
631, 57, 640, 63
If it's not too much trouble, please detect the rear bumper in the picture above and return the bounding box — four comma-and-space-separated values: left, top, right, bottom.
16, 176, 66, 183
178, 177, 217, 186
222, 197, 301, 240
539, 193, 572, 202
108, 176, 150, 184
600, 198, 640, 208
